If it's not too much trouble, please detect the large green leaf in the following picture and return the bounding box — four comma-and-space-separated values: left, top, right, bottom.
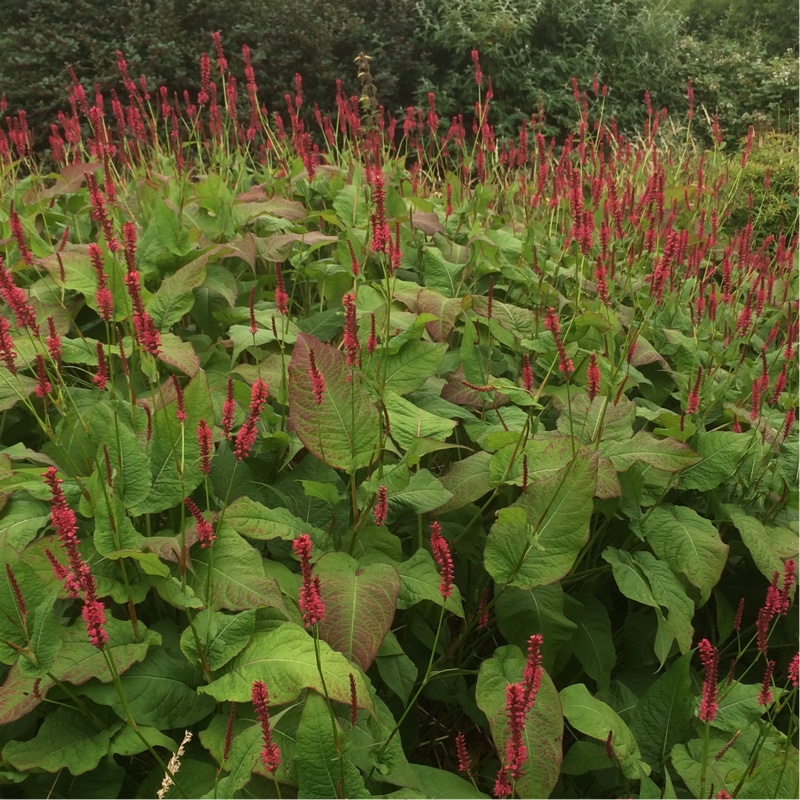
198, 624, 375, 714
642, 504, 728, 604
179, 608, 256, 671
602, 431, 700, 473
82, 640, 215, 728
188, 526, 285, 613
387, 468, 453, 517
556, 394, 635, 443
384, 390, 457, 451
315, 552, 400, 670
147, 256, 207, 328
223, 496, 331, 548
422, 247, 465, 297
560, 683, 649, 780
288, 333, 380, 471
435, 450, 492, 513
629, 653, 695, 770
572, 596, 616, 690
381, 340, 448, 396
3, 706, 121, 775
679, 430, 755, 491
484, 454, 596, 589
475, 645, 563, 798
671, 736, 746, 798
17, 590, 62, 677
603, 548, 694, 654
294, 692, 368, 799
722, 503, 797, 581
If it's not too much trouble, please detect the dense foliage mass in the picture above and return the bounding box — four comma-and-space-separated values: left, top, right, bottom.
0, 35, 798, 800
1, 0, 797, 150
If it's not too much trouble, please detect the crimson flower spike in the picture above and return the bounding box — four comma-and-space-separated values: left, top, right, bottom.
251, 681, 281, 773
430, 521, 454, 600
184, 497, 215, 548
697, 638, 719, 722
373, 485, 388, 526
234, 379, 269, 461
293, 533, 325, 626
308, 347, 325, 404
342, 293, 360, 366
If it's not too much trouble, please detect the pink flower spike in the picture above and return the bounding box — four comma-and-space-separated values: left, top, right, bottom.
430, 521, 454, 600
221, 377, 236, 439
251, 681, 281, 773
171, 375, 187, 423
697, 638, 719, 722
757, 660, 775, 706
308, 347, 325, 405
788, 653, 799, 688
184, 497, 215, 548
81, 598, 109, 648
456, 732, 471, 775
197, 418, 213, 475
293, 533, 325, 626
94, 341, 109, 390
373, 485, 388, 527
35, 354, 52, 397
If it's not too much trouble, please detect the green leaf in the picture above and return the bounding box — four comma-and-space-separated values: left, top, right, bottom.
198, 624, 375, 714
422, 246, 465, 297
671, 736, 746, 798
224, 496, 331, 548
179, 608, 255, 671
334, 183, 369, 228
289, 333, 380, 472
154, 197, 193, 256
560, 683, 649, 780
495, 585, 578, 673
572, 597, 616, 690
17, 590, 62, 677
713, 681, 782, 732
110, 726, 177, 757
388, 469, 453, 517
406, 764, 487, 798
475, 645, 563, 798
642, 504, 728, 604
722, 504, 797, 581
602, 431, 700, 473
375, 631, 418, 704
188, 526, 286, 613
0, 497, 50, 557
3, 706, 120, 775
397, 548, 464, 617
629, 653, 695, 770
147, 256, 207, 328
679, 430, 755, 491
557, 394, 635, 443
484, 454, 596, 589
603, 548, 694, 654
295, 692, 368, 799
381, 340, 448, 396
384, 390, 457, 451
130, 372, 213, 514
315, 552, 400, 671
435, 451, 492, 513
83, 637, 215, 728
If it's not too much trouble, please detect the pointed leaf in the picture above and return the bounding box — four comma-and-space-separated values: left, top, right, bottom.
396, 548, 464, 617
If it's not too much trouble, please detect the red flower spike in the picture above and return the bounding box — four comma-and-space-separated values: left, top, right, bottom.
349, 673, 358, 726
544, 307, 574, 376
0, 316, 18, 374
788, 653, 799, 688
757, 660, 775, 706
733, 597, 745, 632
523, 633, 543, 711
171, 375, 187, 423
5, 563, 26, 618
197, 418, 213, 475
35, 354, 52, 398
222, 702, 237, 762
89, 243, 114, 322
0, 255, 39, 333
456, 732, 471, 775
308, 347, 325, 405
46, 317, 62, 369
430, 521, 454, 600
249, 286, 258, 335
373, 485, 388, 527
347, 240, 360, 277
184, 497, 215, 548
221, 377, 236, 439
478, 587, 490, 628
293, 533, 325, 626
94, 341, 109, 390
82, 599, 109, 648
493, 767, 512, 798
686, 366, 702, 415
342, 293, 360, 366
697, 638, 719, 722
274, 263, 288, 315
521, 353, 534, 391
504, 682, 529, 781
251, 681, 281, 773
587, 353, 600, 401
234, 379, 269, 461
367, 314, 378, 354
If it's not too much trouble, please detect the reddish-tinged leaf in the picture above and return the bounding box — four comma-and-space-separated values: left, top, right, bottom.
288, 333, 380, 471
316, 552, 400, 671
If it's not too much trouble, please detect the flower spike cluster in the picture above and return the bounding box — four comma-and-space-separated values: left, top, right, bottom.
43, 468, 108, 648
251, 681, 281, 773
293, 533, 325, 626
